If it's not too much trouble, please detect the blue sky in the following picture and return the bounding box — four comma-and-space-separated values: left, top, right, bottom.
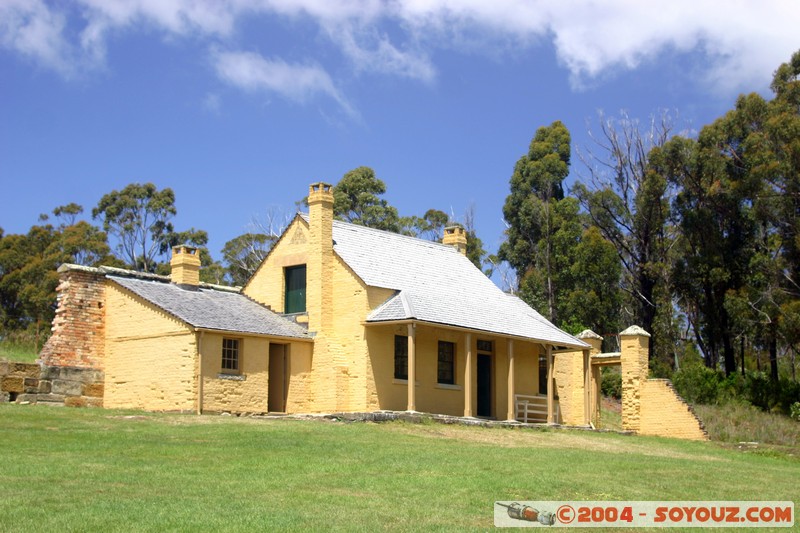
2, 1, 799, 271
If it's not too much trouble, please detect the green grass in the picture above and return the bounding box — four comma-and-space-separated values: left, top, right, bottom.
0, 338, 40, 363
597, 396, 623, 430
1, 405, 798, 532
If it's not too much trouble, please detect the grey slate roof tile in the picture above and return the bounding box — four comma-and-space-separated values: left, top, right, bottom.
302, 216, 588, 349
108, 276, 310, 339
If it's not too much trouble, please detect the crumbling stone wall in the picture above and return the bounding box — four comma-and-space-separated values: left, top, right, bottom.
0, 264, 107, 408
0, 359, 104, 406
39, 265, 106, 370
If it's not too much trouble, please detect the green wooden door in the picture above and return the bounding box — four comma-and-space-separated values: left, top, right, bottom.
284, 265, 306, 313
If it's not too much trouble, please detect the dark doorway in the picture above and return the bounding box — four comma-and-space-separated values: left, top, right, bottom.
269, 344, 287, 412
477, 354, 492, 417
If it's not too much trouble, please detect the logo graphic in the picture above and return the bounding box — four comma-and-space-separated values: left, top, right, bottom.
496, 502, 556, 526
494, 501, 794, 528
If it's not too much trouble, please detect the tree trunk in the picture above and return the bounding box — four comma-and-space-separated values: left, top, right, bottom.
723, 334, 736, 376
741, 336, 746, 376
769, 333, 779, 382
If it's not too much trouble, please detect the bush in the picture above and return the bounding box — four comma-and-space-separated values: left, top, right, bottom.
746, 373, 800, 414
672, 364, 800, 415
600, 367, 621, 399
791, 402, 800, 422
671, 364, 725, 404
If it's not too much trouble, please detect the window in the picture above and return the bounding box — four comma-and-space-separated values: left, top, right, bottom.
284, 265, 307, 313
437, 341, 455, 385
539, 355, 548, 394
222, 338, 240, 373
394, 335, 408, 380
477, 340, 493, 354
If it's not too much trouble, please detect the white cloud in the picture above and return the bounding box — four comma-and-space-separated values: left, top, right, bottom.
0, 0, 75, 75
212, 49, 354, 115
390, 0, 800, 94
2, 0, 799, 100
330, 22, 435, 82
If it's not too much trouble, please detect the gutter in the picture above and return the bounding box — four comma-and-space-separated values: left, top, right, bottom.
192, 327, 314, 343
361, 318, 589, 350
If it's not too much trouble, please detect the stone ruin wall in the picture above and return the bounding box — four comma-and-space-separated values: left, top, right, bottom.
1, 266, 105, 407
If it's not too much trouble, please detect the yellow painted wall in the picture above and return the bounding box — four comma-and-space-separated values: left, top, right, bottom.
619, 329, 707, 440
329, 266, 393, 412
245, 215, 394, 413
200, 333, 270, 414
639, 379, 708, 440
368, 324, 541, 418
103, 282, 197, 411
241, 213, 549, 418
554, 350, 588, 426
621, 333, 649, 432
244, 218, 310, 312
284, 342, 314, 413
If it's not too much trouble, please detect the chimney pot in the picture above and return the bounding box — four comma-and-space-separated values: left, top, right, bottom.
308, 182, 334, 204
443, 225, 467, 255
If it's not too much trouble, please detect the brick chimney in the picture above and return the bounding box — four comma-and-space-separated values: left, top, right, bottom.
307, 182, 334, 333
171, 245, 201, 287
443, 225, 467, 255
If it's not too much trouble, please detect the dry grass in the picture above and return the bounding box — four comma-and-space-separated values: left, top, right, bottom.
694, 402, 800, 454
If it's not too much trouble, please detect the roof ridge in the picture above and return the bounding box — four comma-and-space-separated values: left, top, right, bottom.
399, 291, 416, 318
299, 212, 459, 252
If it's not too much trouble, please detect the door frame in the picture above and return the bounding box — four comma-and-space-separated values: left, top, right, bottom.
268, 343, 288, 412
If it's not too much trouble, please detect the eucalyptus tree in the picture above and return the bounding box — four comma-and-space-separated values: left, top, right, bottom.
92, 182, 206, 272
667, 49, 800, 377
333, 167, 401, 232
574, 111, 678, 370
498, 121, 571, 322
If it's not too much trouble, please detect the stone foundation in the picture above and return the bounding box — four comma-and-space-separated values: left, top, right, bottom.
0, 360, 104, 407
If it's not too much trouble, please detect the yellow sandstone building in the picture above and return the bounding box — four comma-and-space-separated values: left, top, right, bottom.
35, 182, 706, 440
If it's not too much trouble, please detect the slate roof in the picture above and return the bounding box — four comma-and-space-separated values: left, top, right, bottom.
300, 216, 587, 349
108, 275, 310, 339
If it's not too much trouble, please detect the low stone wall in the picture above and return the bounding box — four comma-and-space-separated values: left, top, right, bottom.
0, 359, 104, 407
1, 361, 41, 402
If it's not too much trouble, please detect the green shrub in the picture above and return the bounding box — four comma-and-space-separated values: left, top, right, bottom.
672, 364, 800, 415
746, 373, 800, 414
600, 367, 621, 399
791, 402, 800, 422
671, 364, 725, 404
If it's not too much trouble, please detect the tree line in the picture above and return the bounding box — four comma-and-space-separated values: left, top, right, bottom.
0, 168, 483, 347
499, 50, 799, 403
1, 51, 798, 401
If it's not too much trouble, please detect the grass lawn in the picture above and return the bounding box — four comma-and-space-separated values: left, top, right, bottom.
1, 405, 797, 532
0, 340, 40, 363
